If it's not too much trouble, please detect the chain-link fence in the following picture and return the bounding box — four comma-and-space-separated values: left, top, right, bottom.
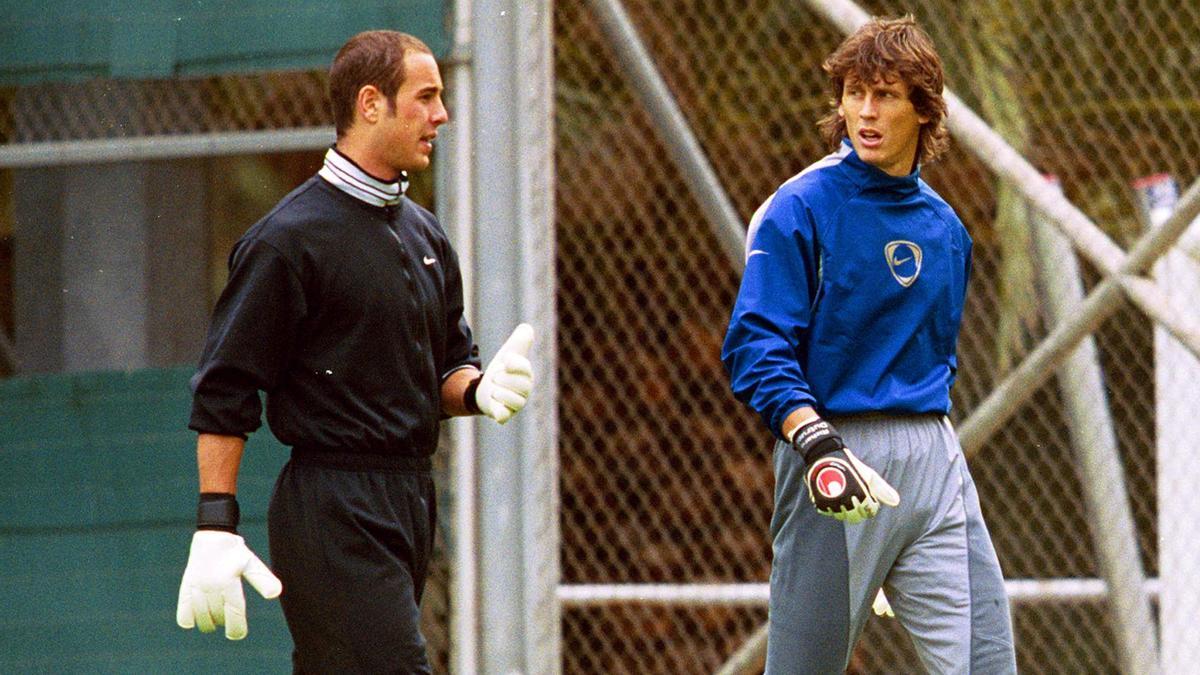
0, 72, 330, 143
556, 0, 1200, 673
2, 0, 1198, 671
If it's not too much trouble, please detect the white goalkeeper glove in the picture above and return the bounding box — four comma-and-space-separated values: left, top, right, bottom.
474, 323, 535, 424
176, 530, 282, 640
791, 418, 900, 524
873, 588, 895, 618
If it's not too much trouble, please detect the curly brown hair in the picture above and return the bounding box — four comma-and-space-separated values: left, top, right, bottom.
817, 16, 949, 166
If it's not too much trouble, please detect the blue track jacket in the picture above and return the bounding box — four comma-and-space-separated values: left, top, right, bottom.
722, 141, 972, 439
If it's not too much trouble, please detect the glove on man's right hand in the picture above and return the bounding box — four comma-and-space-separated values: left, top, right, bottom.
176, 530, 282, 640
791, 418, 899, 524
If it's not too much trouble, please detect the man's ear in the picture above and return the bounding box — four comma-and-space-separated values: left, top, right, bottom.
357, 85, 384, 125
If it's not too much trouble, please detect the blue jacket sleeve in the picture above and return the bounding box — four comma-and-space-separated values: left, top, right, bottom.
721, 192, 821, 440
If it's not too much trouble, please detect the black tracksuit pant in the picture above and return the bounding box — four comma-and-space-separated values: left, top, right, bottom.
268, 452, 437, 674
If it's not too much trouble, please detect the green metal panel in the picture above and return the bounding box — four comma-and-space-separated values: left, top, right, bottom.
0, 367, 294, 672
0, 0, 448, 85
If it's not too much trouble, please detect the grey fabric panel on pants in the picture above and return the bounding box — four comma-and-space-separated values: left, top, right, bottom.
766, 434, 852, 673
268, 458, 437, 675
766, 414, 1016, 675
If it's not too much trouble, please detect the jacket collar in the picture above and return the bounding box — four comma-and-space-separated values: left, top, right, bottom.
318, 147, 408, 207
839, 138, 921, 193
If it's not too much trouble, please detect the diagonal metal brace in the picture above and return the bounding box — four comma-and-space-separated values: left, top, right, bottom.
958, 175, 1200, 455
586, 0, 748, 270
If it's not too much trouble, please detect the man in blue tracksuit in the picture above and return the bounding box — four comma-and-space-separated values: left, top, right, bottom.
722, 17, 1017, 674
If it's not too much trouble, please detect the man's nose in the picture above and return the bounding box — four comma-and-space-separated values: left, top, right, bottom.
432, 99, 449, 125
860, 95, 878, 118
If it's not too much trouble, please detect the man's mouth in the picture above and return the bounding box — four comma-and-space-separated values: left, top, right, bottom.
858, 128, 883, 148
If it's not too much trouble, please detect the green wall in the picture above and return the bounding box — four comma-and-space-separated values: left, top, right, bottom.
0, 0, 448, 84
0, 368, 294, 673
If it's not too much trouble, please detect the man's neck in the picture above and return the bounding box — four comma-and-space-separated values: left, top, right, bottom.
333, 137, 401, 183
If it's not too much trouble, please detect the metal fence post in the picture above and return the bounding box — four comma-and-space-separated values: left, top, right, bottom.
471, 0, 560, 672
1032, 177, 1159, 675
1136, 174, 1200, 674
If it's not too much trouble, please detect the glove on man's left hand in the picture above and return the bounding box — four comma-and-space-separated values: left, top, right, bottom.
475, 323, 535, 424
791, 418, 900, 524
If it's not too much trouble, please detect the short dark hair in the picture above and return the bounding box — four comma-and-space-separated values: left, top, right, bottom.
817, 16, 949, 165
329, 30, 433, 137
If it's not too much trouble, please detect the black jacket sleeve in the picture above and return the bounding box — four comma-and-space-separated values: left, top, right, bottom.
438, 239, 481, 380
189, 238, 307, 437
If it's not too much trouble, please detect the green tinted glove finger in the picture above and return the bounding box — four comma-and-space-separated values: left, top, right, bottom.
223, 580, 248, 640
207, 587, 227, 629
190, 587, 217, 633
844, 493, 880, 524
842, 505, 863, 525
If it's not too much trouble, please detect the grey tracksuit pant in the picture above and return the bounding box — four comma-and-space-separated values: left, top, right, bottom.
765, 414, 1016, 674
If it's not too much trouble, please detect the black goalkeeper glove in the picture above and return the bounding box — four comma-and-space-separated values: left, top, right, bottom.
791, 418, 900, 524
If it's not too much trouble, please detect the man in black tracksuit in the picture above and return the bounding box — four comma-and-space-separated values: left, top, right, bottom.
174, 31, 535, 673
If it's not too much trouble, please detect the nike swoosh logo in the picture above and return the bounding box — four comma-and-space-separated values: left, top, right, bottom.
748, 249, 769, 258
892, 256, 912, 266
423, 256, 437, 265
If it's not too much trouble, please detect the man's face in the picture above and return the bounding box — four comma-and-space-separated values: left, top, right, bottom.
838, 73, 928, 177
378, 51, 448, 174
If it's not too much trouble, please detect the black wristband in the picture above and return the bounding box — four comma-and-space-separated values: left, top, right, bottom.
197, 492, 240, 533
463, 375, 483, 415
791, 419, 845, 466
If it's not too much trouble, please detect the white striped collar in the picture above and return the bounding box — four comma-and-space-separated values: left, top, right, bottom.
318, 147, 408, 207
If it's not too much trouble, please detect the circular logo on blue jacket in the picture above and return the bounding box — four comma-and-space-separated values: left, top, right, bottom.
884, 240, 923, 287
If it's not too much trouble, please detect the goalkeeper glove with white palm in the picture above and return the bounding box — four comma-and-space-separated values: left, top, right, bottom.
176, 494, 282, 640
472, 323, 535, 424
791, 418, 900, 524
